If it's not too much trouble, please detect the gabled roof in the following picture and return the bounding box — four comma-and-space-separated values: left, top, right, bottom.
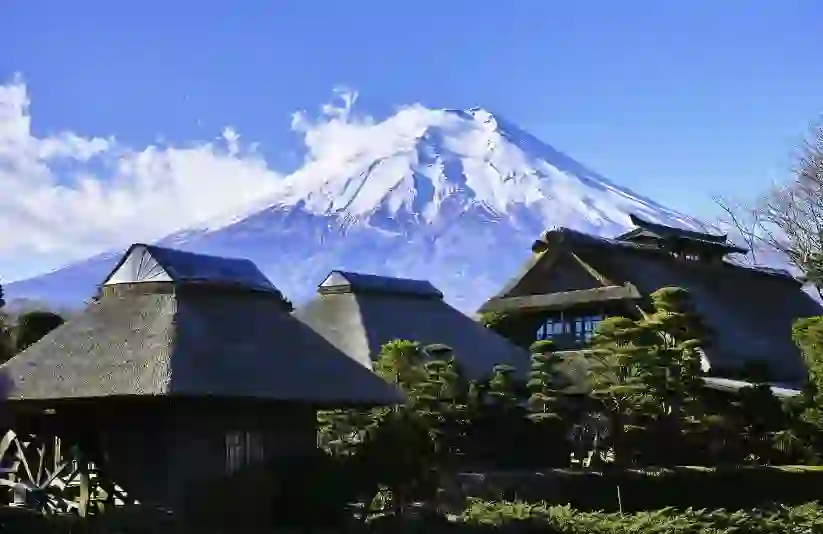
0, 248, 402, 407
294, 271, 531, 379
484, 226, 822, 385
102, 244, 277, 294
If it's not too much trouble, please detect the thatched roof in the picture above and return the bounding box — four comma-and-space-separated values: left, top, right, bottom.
293, 271, 531, 379
102, 243, 278, 292
483, 224, 823, 385
0, 245, 402, 406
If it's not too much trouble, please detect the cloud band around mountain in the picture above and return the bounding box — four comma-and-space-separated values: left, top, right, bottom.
0, 75, 368, 281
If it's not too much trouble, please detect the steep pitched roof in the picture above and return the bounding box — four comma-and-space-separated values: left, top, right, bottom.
483, 226, 821, 385
102, 243, 277, 293
0, 248, 402, 407
294, 271, 531, 379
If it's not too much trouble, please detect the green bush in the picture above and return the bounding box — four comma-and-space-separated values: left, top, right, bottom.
457, 499, 823, 534
452, 466, 823, 512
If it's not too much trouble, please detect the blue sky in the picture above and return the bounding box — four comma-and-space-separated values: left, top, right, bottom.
1, 0, 822, 280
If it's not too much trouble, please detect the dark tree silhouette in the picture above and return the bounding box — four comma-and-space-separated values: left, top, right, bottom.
0, 283, 12, 364
15, 310, 66, 353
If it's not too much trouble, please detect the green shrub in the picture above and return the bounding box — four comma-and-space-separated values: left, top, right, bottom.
457, 499, 823, 534
452, 466, 823, 512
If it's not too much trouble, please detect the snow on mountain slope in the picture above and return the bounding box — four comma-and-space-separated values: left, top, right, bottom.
5, 106, 707, 312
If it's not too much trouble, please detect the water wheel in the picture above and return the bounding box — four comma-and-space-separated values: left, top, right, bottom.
0, 429, 134, 516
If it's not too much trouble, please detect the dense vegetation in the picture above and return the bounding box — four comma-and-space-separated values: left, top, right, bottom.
3, 499, 823, 534
454, 499, 823, 534
0, 283, 66, 364
314, 286, 823, 530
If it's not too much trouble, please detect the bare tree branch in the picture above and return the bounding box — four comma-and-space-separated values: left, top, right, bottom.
713, 117, 823, 292
713, 195, 761, 266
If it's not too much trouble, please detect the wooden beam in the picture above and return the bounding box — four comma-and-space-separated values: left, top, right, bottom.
480, 284, 641, 313
569, 252, 615, 286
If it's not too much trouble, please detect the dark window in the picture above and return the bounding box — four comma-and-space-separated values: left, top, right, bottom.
581, 315, 602, 341
536, 314, 603, 345
225, 431, 266, 474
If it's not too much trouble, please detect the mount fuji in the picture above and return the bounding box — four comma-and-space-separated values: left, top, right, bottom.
5, 106, 707, 313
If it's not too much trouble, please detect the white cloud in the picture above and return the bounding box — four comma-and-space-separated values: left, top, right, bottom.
290, 86, 439, 165
0, 75, 284, 281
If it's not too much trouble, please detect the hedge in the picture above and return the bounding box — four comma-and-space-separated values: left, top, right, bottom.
452, 465, 823, 512
5, 500, 823, 534
453, 499, 823, 534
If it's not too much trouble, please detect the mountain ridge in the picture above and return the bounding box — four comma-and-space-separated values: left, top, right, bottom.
5, 106, 708, 312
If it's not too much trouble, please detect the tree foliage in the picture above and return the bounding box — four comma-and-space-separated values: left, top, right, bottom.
526, 340, 565, 423
315, 289, 823, 516
0, 283, 12, 365
14, 310, 65, 353
586, 288, 714, 465
789, 316, 823, 454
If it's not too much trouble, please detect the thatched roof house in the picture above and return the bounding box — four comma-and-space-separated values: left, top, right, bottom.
0, 244, 402, 406
479, 215, 823, 386
293, 271, 531, 379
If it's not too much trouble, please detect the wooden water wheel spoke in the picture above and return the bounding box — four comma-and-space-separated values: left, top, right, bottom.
0, 429, 118, 516
34, 442, 47, 485
41, 460, 72, 489
0, 430, 17, 458
13, 437, 36, 484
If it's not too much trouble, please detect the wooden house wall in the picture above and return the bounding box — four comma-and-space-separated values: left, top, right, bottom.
92, 401, 316, 506
168, 403, 316, 505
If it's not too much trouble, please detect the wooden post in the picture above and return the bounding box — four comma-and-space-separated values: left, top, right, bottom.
617, 484, 623, 514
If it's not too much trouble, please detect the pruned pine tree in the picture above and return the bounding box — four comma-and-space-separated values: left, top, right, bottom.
587, 316, 653, 465
419, 352, 470, 465
485, 364, 519, 412
640, 287, 709, 428
526, 340, 563, 424
373, 339, 427, 399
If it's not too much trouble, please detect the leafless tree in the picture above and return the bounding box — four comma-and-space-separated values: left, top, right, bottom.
715, 118, 823, 296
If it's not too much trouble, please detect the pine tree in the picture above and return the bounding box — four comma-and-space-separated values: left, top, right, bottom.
587, 315, 653, 465
418, 350, 470, 465
640, 287, 709, 425
526, 340, 563, 423
485, 364, 519, 410
373, 339, 428, 398
587, 287, 712, 465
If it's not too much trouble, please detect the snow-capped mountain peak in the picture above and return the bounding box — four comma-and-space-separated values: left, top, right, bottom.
196, 105, 698, 235
6, 104, 707, 312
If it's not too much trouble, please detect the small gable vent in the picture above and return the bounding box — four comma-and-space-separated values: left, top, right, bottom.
317, 270, 443, 298
104, 245, 171, 285
101, 244, 279, 294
